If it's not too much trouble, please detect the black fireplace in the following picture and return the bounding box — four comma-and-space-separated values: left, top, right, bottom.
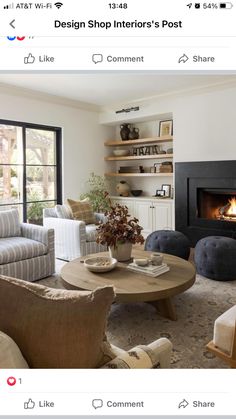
175, 161, 236, 246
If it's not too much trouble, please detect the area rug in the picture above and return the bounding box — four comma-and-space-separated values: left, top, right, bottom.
40, 260, 236, 369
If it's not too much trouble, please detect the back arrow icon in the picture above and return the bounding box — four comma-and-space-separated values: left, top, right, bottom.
9, 19, 15, 29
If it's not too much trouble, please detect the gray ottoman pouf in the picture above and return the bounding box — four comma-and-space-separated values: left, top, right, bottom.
195, 236, 236, 281
144, 230, 191, 260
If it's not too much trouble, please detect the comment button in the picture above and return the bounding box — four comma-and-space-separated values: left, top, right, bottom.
92, 54, 103, 64
92, 399, 103, 409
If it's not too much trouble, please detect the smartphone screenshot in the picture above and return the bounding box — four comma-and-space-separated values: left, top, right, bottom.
0, 0, 235, 418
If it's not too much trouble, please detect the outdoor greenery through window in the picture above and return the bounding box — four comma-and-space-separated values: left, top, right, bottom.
0, 120, 62, 224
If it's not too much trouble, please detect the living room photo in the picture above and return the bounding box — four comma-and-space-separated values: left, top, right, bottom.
0, 73, 236, 369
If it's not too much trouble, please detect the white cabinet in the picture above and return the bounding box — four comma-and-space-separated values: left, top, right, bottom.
135, 200, 173, 237
134, 200, 153, 236
111, 198, 135, 216
152, 202, 172, 231
111, 196, 173, 238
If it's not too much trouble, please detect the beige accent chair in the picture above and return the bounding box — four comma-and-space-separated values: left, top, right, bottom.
0, 275, 172, 369
207, 305, 236, 368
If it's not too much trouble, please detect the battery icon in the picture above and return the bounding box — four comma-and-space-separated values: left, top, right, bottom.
219, 2, 233, 8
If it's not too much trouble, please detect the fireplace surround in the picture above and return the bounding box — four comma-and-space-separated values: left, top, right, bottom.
175, 161, 236, 246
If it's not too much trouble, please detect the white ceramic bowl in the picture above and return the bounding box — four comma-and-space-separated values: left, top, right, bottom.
133, 258, 149, 267
113, 149, 129, 157
84, 256, 117, 273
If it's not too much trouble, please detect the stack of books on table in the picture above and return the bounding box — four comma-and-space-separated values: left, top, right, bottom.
127, 262, 170, 277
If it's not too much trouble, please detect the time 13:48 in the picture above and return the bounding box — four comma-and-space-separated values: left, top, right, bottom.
108, 3, 128, 9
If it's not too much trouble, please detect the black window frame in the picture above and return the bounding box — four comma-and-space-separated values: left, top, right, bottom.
0, 118, 62, 222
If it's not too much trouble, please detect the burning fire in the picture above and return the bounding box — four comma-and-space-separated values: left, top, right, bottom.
225, 197, 236, 217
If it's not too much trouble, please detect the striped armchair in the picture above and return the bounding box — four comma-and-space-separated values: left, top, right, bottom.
0, 209, 55, 282
43, 206, 107, 261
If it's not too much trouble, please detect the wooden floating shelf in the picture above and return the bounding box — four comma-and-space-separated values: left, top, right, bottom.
105, 172, 173, 177
105, 153, 173, 162
104, 136, 173, 147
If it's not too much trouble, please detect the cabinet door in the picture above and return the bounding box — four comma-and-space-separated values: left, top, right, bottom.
152, 202, 173, 231
111, 199, 134, 217
134, 200, 153, 237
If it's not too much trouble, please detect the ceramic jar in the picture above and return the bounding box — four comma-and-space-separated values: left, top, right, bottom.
150, 253, 163, 266
116, 180, 130, 197
120, 124, 131, 141
129, 127, 139, 140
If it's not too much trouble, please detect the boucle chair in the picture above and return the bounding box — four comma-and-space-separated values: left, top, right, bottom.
0, 275, 173, 369
206, 305, 236, 368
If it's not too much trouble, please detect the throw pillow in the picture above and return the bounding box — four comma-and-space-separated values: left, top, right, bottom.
0, 275, 115, 368
101, 345, 156, 369
55, 204, 72, 219
0, 209, 21, 238
67, 198, 96, 224
0, 331, 29, 368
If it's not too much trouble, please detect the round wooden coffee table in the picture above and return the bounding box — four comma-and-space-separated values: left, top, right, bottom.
61, 249, 196, 321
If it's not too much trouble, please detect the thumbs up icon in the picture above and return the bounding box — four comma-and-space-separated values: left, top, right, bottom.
24, 398, 35, 409
24, 53, 35, 64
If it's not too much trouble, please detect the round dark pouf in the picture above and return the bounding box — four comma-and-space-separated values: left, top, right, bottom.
144, 230, 191, 260
194, 236, 236, 281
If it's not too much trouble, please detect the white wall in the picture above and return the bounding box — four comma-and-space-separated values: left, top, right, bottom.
100, 82, 236, 167
1, 81, 235, 202
0, 91, 114, 201
173, 86, 236, 162
100, 83, 236, 163
100, 83, 236, 196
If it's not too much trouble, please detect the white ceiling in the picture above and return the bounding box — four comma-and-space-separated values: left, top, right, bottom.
0, 74, 235, 109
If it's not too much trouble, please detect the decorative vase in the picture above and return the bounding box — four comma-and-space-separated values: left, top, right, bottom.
120, 124, 130, 141
109, 242, 132, 262
129, 127, 139, 140
116, 180, 130, 197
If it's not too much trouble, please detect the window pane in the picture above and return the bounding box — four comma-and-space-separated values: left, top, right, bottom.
26, 129, 56, 165
0, 120, 60, 224
26, 166, 56, 201
0, 165, 23, 204
0, 204, 23, 222
0, 124, 23, 164
27, 200, 55, 225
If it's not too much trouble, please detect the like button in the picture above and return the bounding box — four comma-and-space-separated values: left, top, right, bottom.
24, 398, 35, 409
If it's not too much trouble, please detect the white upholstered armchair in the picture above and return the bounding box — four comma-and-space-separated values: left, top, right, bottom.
43, 206, 107, 261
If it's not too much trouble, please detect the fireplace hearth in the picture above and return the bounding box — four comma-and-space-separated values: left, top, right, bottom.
175, 161, 236, 246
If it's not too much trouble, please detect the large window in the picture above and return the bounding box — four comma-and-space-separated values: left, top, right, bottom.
0, 120, 62, 224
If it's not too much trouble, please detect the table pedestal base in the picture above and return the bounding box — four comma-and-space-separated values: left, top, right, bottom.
148, 298, 177, 321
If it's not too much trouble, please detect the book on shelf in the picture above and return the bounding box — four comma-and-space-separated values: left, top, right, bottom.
119, 166, 144, 173
127, 262, 170, 277
119, 169, 140, 173
159, 162, 173, 173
